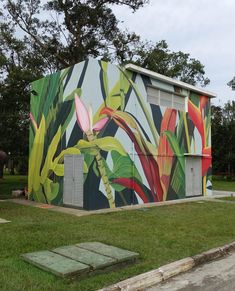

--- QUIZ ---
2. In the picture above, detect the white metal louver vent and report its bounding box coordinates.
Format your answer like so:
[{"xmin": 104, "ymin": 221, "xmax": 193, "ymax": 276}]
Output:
[{"xmin": 147, "ymin": 86, "xmax": 186, "ymax": 111}]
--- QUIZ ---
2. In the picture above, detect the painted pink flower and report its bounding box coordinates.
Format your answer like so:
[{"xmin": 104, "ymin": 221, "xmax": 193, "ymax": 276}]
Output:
[{"xmin": 75, "ymin": 94, "xmax": 108, "ymax": 133}]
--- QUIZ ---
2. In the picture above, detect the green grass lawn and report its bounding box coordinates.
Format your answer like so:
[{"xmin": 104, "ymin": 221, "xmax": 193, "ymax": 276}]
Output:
[
  {"xmin": 212, "ymin": 179, "xmax": 235, "ymax": 192},
  {"xmin": 216, "ymin": 196, "xmax": 235, "ymax": 201},
  {"xmin": 0, "ymin": 174, "xmax": 27, "ymax": 199},
  {"xmin": 0, "ymin": 174, "xmax": 234, "ymax": 201},
  {"xmin": 1, "ymin": 201, "xmax": 235, "ymax": 291}
]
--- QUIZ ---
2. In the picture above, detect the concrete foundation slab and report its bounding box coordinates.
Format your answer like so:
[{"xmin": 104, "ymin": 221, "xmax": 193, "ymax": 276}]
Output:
[
  {"xmin": 21, "ymin": 243, "xmax": 139, "ymax": 279},
  {"xmin": 77, "ymin": 242, "xmax": 139, "ymax": 262},
  {"xmin": 21, "ymin": 250, "xmax": 90, "ymax": 278},
  {"xmin": 53, "ymin": 245, "xmax": 116, "ymax": 269}
]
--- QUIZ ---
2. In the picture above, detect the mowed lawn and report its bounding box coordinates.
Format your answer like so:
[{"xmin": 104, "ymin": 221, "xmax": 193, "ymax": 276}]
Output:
[
  {"xmin": 0, "ymin": 175, "xmax": 27, "ymax": 199},
  {"xmin": 1, "ymin": 201, "xmax": 235, "ymax": 291},
  {"xmin": 0, "ymin": 175, "xmax": 234, "ymax": 201},
  {"xmin": 212, "ymin": 179, "xmax": 235, "ymax": 192},
  {"xmin": 216, "ymin": 196, "xmax": 235, "ymax": 201}
]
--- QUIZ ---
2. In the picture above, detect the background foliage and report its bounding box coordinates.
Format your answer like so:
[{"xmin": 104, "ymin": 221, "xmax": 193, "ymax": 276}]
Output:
[
  {"xmin": 1, "ymin": 0, "xmax": 230, "ymax": 179},
  {"xmin": 211, "ymin": 101, "xmax": 235, "ymax": 177}
]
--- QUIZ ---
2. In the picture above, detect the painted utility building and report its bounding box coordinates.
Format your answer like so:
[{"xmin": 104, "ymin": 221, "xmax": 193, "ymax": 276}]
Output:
[{"xmin": 29, "ymin": 59, "xmax": 215, "ymax": 210}]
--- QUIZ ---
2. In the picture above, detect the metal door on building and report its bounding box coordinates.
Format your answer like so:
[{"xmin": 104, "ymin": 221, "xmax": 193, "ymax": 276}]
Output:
[
  {"xmin": 63, "ymin": 154, "xmax": 84, "ymax": 208},
  {"xmin": 185, "ymin": 156, "xmax": 202, "ymax": 197}
]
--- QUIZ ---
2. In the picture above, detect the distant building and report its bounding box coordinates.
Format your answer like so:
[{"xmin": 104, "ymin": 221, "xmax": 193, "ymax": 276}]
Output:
[{"xmin": 228, "ymin": 77, "xmax": 235, "ymax": 90}]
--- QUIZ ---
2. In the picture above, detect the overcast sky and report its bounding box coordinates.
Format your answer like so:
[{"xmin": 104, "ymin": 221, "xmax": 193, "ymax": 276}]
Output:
[{"xmin": 114, "ymin": 0, "xmax": 235, "ymax": 105}]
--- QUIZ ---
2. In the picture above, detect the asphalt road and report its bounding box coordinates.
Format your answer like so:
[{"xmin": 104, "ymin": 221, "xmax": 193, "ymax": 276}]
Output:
[{"xmin": 147, "ymin": 251, "xmax": 235, "ymax": 291}]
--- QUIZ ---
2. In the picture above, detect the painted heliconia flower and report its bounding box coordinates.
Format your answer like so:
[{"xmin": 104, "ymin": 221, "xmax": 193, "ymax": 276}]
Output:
[
  {"xmin": 75, "ymin": 94, "xmax": 108, "ymax": 133},
  {"xmin": 188, "ymin": 96, "xmax": 212, "ymax": 176},
  {"xmin": 100, "ymin": 106, "xmax": 164, "ymax": 202},
  {"xmin": 157, "ymin": 108, "xmax": 177, "ymax": 199}
]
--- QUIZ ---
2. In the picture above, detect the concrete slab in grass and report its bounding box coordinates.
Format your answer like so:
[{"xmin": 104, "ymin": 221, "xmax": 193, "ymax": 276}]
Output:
[
  {"xmin": 0, "ymin": 218, "xmax": 11, "ymax": 224},
  {"xmin": 53, "ymin": 245, "xmax": 116, "ymax": 270},
  {"xmin": 77, "ymin": 242, "xmax": 139, "ymax": 263},
  {"xmin": 21, "ymin": 250, "xmax": 90, "ymax": 278}
]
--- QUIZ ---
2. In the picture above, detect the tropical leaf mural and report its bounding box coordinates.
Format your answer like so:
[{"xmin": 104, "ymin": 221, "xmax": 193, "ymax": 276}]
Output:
[
  {"xmin": 29, "ymin": 67, "xmax": 83, "ymax": 203},
  {"xmin": 29, "ymin": 59, "xmax": 212, "ymax": 209}
]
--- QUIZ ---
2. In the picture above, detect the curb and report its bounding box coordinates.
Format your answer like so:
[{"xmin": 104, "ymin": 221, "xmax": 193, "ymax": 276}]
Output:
[{"xmin": 99, "ymin": 240, "xmax": 235, "ymax": 291}]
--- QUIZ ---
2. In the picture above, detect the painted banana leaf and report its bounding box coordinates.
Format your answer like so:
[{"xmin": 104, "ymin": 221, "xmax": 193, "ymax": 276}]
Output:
[
  {"xmin": 93, "ymin": 61, "xmax": 133, "ymax": 124},
  {"xmin": 101, "ymin": 107, "xmax": 163, "ymax": 202},
  {"xmin": 29, "ymin": 68, "xmax": 84, "ymax": 203},
  {"xmin": 163, "ymin": 130, "xmax": 185, "ymax": 198}
]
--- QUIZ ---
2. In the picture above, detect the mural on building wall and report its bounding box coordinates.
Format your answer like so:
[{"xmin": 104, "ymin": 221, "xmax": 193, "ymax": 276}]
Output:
[{"xmin": 29, "ymin": 59, "xmax": 212, "ymax": 210}]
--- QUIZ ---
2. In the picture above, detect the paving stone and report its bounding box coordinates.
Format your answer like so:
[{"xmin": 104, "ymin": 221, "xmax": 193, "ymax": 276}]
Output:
[
  {"xmin": 53, "ymin": 245, "xmax": 116, "ymax": 270},
  {"xmin": 21, "ymin": 250, "xmax": 90, "ymax": 278},
  {"xmin": 77, "ymin": 242, "xmax": 139, "ymax": 263},
  {"xmin": 0, "ymin": 218, "xmax": 11, "ymax": 224}
]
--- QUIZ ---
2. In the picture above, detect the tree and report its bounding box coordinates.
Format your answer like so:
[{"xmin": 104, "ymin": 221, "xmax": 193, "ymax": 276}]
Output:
[
  {"xmin": 131, "ymin": 40, "xmax": 210, "ymax": 87},
  {"xmin": 0, "ymin": 151, "xmax": 8, "ymax": 178},
  {"xmin": 222, "ymin": 101, "xmax": 235, "ymax": 175},
  {"xmin": 2, "ymin": 0, "xmax": 148, "ymax": 70},
  {"xmin": 0, "ymin": 20, "xmax": 45, "ymax": 173},
  {"xmin": 227, "ymin": 76, "xmax": 235, "ymax": 90},
  {"xmin": 0, "ymin": 0, "xmax": 148, "ymax": 172},
  {"xmin": 0, "ymin": 0, "xmax": 210, "ymax": 174},
  {"xmin": 211, "ymin": 101, "xmax": 235, "ymax": 176}
]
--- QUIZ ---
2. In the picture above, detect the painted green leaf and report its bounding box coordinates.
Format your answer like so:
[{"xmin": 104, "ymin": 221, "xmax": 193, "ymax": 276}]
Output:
[
  {"xmin": 100, "ymin": 61, "xmax": 109, "ymax": 98},
  {"xmin": 64, "ymin": 88, "xmax": 82, "ymax": 101},
  {"xmin": 43, "ymin": 178, "xmax": 60, "ymax": 203},
  {"xmin": 43, "ymin": 178, "xmax": 53, "ymax": 199},
  {"xmin": 83, "ymin": 153, "xmax": 95, "ymax": 181},
  {"xmin": 118, "ymin": 66, "xmax": 159, "ymax": 146},
  {"xmin": 53, "ymin": 156, "xmax": 88, "ymax": 176},
  {"xmin": 144, "ymin": 140, "xmax": 157, "ymax": 157},
  {"xmin": 163, "ymin": 130, "xmax": 184, "ymax": 170},
  {"xmin": 78, "ymin": 137, "xmax": 127, "ymax": 156},
  {"xmin": 171, "ymin": 160, "xmax": 185, "ymax": 198},
  {"xmin": 77, "ymin": 140, "xmax": 99, "ymax": 155},
  {"xmin": 41, "ymin": 126, "xmax": 61, "ymax": 184},
  {"xmin": 33, "ymin": 185, "xmax": 47, "ymax": 203},
  {"xmin": 28, "ymin": 115, "xmax": 46, "ymax": 193},
  {"xmin": 163, "ymin": 129, "xmax": 186, "ymax": 198},
  {"xmin": 93, "ymin": 66, "xmax": 132, "ymax": 123},
  {"xmin": 92, "ymin": 161, "xmax": 100, "ymax": 177},
  {"xmin": 54, "ymin": 164, "xmax": 64, "ymax": 176},
  {"xmin": 94, "ymin": 137, "xmax": 127, "ymax": 156},
  {"xmin": 53, "ymin": 147, "xmax": 81, "ymax": 165},
  {"xmin": 111, "ymin": 151, "xmax": 142, "ymax": 180},
  {"xmin": 109, "ymin": 151, "xmax": 142, "ymax": 191},
  {"xmin": 43, "ymin": 72, "xmax": 61, "ymax": 119}
]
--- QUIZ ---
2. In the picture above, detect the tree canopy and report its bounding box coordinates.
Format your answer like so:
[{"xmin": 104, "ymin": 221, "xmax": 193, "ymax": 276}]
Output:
[
  {"xmin": 132, "ymin": 40, "xmax": 210, "ymax": 86},
  {"xmin": 211, "ymin": 101, "xmax": 235, "ymax": 176},
  {"xmin": 0, "ymin": 0, "xmax": 212, "ymax": 174}
]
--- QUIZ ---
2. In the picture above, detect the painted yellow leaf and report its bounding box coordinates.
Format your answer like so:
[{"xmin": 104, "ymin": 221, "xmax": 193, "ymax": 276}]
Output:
[
  {"xmin": 54, "ymin": 164, "xmax": 64, "ymax": 176},
  {"xmin": 53, "ymin": 147, "xmax": 81, "ymax": 165},
  {"xmin": 41, "ymin": 126, "xmax": 61, "ymax": 184},
  {"xmin": 28, "ymin": 115, "xmax": 46, "ymax": 193},
  {"xmin": 93, "ymin": 137, "xmax": 127, "ymax": 156},
  {"xmin": 43, "ymin": 178, "xmax": 60, "ymax": 203}
]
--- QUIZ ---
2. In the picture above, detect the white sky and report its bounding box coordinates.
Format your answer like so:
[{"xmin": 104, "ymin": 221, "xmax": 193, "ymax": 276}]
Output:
[{"xmin": 113, "ymin": 0, "xmax": 235, "ymax": 105}]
